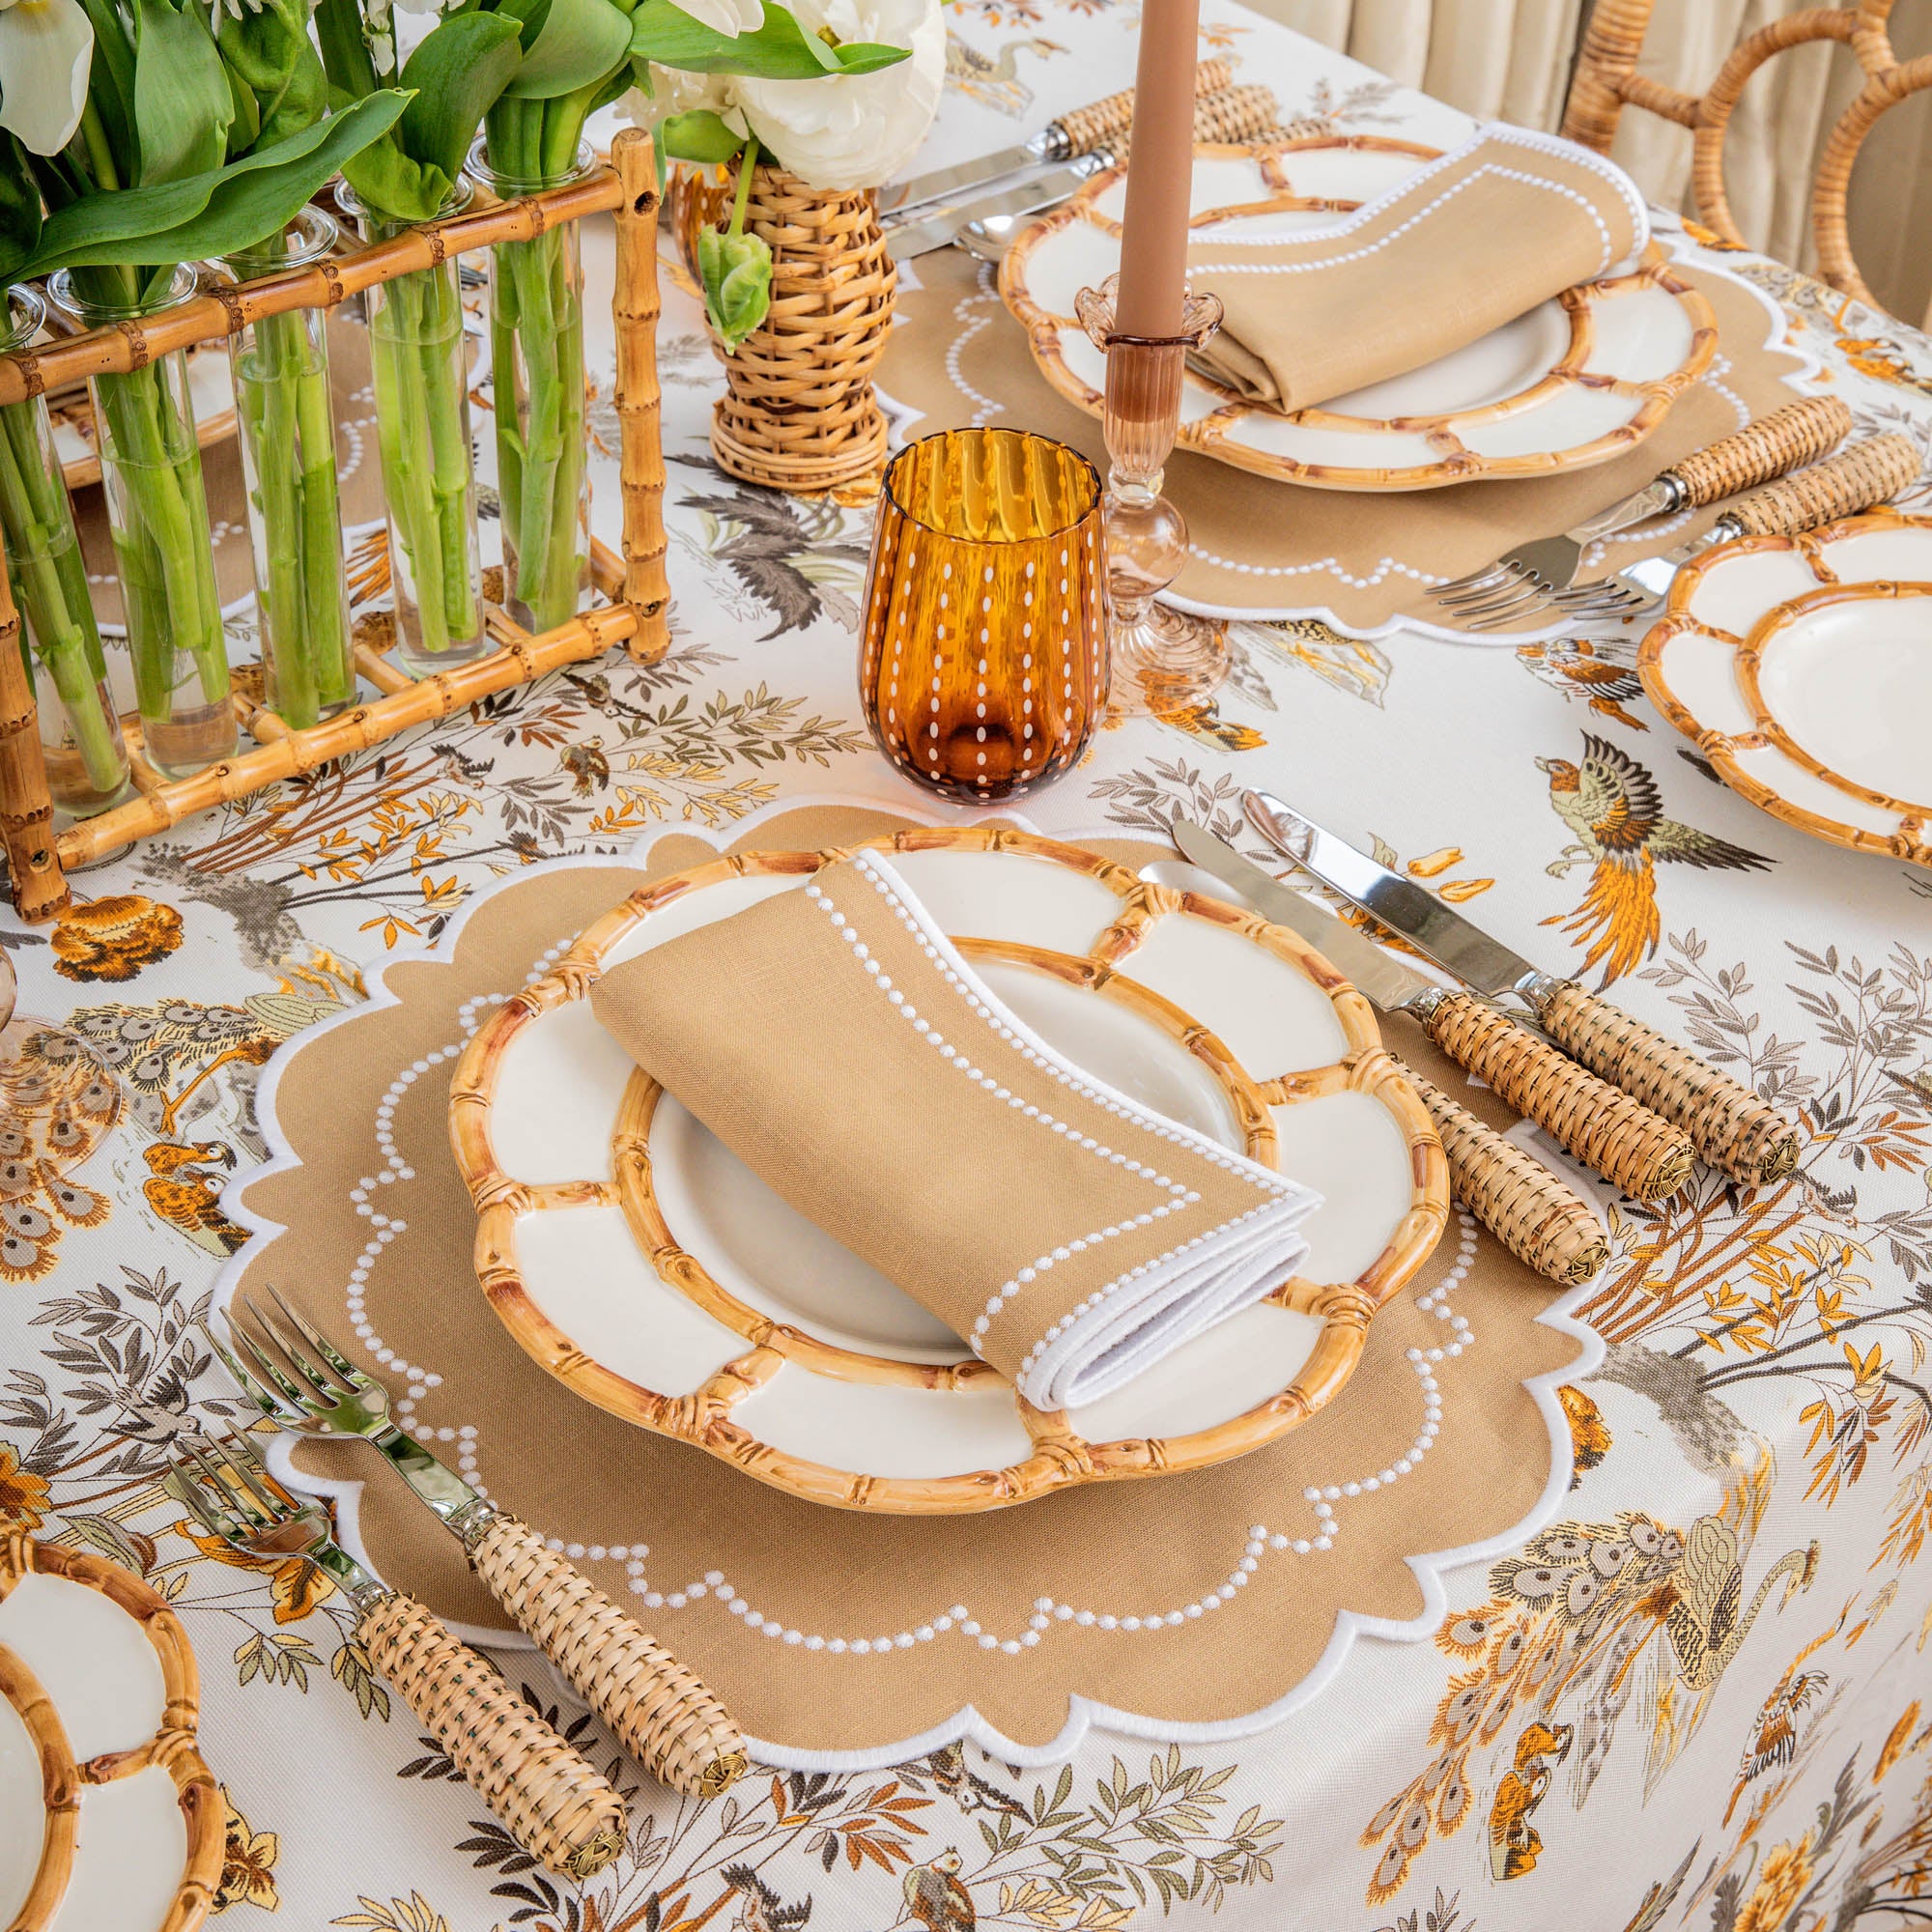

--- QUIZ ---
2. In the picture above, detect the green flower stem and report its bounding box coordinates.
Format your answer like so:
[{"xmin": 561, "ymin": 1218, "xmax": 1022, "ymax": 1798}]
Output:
[
  {"xmin": 483, "ymin": 99, "xmax": 589, "ymax": 633},
  {"xmin": 0, "ymin": 403, "xmax": 125, "ymax": 796},
  {"xmin": 93, "ymin": 357, "xmax": 231, "ymax": 715},
  {"xmin": 229, "ymin": 229, "xmax": 354, "ymax": 728},
  {"xmin": 370, "ymin": 257, "xmax": 481, "ymax": 654},
  {"xmin": 70, "ymin": 268, "xmax": 230, "ymax": 728}
]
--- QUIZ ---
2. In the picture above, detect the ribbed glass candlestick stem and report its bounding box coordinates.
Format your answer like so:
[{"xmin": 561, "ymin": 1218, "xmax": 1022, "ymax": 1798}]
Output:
[{"xmin": 1075, "ymin": 275, "xmax": 1227, "ymax": 718}]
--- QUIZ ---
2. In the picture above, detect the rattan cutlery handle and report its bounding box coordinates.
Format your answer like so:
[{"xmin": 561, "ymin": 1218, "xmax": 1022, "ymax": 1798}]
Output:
[
  {"xmin": 356, "ymin": 1592, "xmax": 627, "ymax": 1879},
  {"xmin": 1191, "ymin": 85, "xmax": 1282, "ymax": 148},
  {"xmin": 1663, "ymin": 396, "xmax": 1852, "ymax": 508},
  {"xmin": 1053, "ymin": 59, "xmax": 1234, "ymax": 156},
  {"xmin": 469, "ymin": 1516, "xmax": 748, "ymax": 1799},
  {"xmin": 1722, "ymin": 433, "xmax": 1919, "ymax": 537},
  {"xmin": 1423, "ymin": 992, "xmax": 1693, "ymax": 1201},
  {"xmin": 1535, "ymin": 981, "xmax": 1800, "ymax": 1186},
  {"xmin": 1399, "ymin": 1065, "xmax": 1608, "ymax": 1285}
]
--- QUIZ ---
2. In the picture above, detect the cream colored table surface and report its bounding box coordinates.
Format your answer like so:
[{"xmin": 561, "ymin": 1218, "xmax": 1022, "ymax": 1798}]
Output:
[{"xmin": 7, "ymin": 8, "xmax": 1932, "ymax": 1928}]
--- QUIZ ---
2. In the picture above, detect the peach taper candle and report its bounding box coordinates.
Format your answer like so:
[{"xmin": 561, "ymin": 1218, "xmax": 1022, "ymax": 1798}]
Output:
[{"xmin": 1112, "ymin": 0, "xmax": 1203, "ymax": 338}]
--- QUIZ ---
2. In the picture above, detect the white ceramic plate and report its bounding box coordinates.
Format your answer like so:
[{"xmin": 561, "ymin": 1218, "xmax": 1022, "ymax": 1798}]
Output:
[
  {"xmin": 452, "ymin": 829, "xmax": 1447, "ymax": 1514},
  {"xmin": 998, "ymin": 139, "xmax": 1716, "ymax": 492},
  {"xmin": 0, "ymin": 1535, "xmax": 220, "ymax": 1932},
  {"xmin": 1639, "ymin": 511, "xmax": 1932, "ymax": 867}
]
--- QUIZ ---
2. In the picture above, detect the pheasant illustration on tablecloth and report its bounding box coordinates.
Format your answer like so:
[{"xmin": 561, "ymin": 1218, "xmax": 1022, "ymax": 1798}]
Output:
[
  {"xmin": 1516, "ymin": 638, "xmax": 1649, "ymax": 732},
  {"xmin": 903, "ymin": 1848, "xmax": 976, "ymax": 1930},
  {"xmin": 1537, "ymin": 734, "xmax": 1772, "ymax": 985}
]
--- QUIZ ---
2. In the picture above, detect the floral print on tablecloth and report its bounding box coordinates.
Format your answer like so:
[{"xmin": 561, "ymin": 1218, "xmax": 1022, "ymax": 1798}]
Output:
[{"xmin": 5, "ymin": 8, "xmax": 1932, "ymax": 1926}]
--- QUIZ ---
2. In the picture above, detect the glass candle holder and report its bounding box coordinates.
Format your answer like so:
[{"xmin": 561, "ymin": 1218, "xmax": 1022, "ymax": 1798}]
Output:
[
  {"xmin": 337, "ymin": 181, "xmax": 488, "ymax": 676},
  {"xmin": 472, "ymin": 136, "xmax": 593, "ymax": 635},
  {"xmin": 860, "ymin": 429, "xmax": 1105, "ymax": 803},
  {"xmin": 1074, "ymin": 274, "xmax": 1228, "ymax": 718},
  {"xmin": 223, "ymin": 209, "xmax": 356, "ymax": 729},
  {"xmin": 0, "ymin": 288, "xmax": 130, "ymax": 819},
  {"xmin": 46, "ymin": 266, "xmax": 237, "ymax": 780}
]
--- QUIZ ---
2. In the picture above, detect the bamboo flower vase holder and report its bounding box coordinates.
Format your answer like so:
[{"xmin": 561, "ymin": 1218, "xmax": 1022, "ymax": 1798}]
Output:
[{"xmin": 0, "ymin": 128, "xmax": 669, "ymax": 923}]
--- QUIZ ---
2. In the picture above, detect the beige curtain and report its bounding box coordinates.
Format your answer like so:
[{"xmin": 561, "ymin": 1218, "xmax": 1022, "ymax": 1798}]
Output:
[{"xmin": 1243, "ymin": 0, "xmax": 1932, "ymax": 323}]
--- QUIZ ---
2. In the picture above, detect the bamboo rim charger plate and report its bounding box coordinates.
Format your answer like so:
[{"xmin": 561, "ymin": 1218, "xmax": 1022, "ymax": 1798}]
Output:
[
  {"xmin": 1639, "ymin": 511, "xmax": 1932, "ymax": 867},
  {"xmin": 452, "ymin": 828, "xmax": 1448, "ymax": 1515},
  {"xmin": 0, "ymin": 1530, "xmax": 222, "ymax": 1932},
  {"xmin": 999, "ymin": 137, "xmax": 1717, "ymax": 492}
]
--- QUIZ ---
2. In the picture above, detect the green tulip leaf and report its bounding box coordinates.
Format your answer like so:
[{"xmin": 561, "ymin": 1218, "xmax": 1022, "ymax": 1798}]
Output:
[
  {"xmin": 697, "ymin": 222, "xmax": 770, "ymax": 351},
  {"xmin": 392, "ymin": 11, "xmax": 526, "ymax": 184},
  {"xmin": 0, "ymin": 134, "xmax": 43, "ymax": 277},
  {"xmin": 258, "ymin": 40, "xmax": 328, "ymax": 147},
  {"xmin": 338, "ymin": 142, "xmax": 455, "ymax": 226},
  {"xmin": 824, "ymin": 38, "xmax": 920, "ymax": 72},
  {"xmin": 132, "ymin": 0, "xmax": 236, "ymax": 186},
  {"xmin": 659, "ymin": 108, "xmax": 744, "ymax": 163},
  {"xmin": 503, "ymin": 0, "xmax": 632, "ymax": 97},
  {"xmin": 629, "ymin": 0, "xmax": 908, "ymax": 77},
  {"xmin": 74, "ymin": 0, "xmax": 139, "ymax": 174},
  {"xmin": 18, "ymin": 87, "xmax": 410, "ymax": 274},
  {"xmin": 214, "ymin": 0, "xmax": 322, "ymax": 154}
]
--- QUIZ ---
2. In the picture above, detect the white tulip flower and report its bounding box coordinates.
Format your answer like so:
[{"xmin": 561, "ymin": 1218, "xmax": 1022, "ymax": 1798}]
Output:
[
  {"xmin": 0, "ymin": 0, "xmax": 95, "ymax": 158},
  {"xmin": 664, "ymin": 0, "xmax": 764, "ymax": 38},
  {"xmin": 735, "ymin": 0, "xmax": 942, "ymax": 191}
]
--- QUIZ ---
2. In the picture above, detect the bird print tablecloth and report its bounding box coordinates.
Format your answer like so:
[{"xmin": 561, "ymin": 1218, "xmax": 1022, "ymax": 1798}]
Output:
[{"xmin": 6, "ymin": 9, "xmax": 1932, "ymax": 1930}]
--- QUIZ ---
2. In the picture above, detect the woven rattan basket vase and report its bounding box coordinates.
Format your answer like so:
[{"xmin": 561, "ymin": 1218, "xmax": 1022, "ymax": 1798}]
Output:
[{"xmin": 683, "ymin": 161, "xmax": 895, "ymax": 495}]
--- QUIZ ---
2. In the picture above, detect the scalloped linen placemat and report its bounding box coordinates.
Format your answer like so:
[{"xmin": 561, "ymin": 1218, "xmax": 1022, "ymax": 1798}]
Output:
[
  {"xmin": 879, "ymin": 247, "xmax": 1812, "ymax": 635},
  {"xmin": 232, "ymin": 806, "xmax": 1590, "ymax": 1765}
]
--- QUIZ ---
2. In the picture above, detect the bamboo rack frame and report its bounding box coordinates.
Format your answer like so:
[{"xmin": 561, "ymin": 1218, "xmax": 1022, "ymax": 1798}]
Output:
[{"xmin": 0, "ymin": 128, "xmax": 668, "ymax": 922}]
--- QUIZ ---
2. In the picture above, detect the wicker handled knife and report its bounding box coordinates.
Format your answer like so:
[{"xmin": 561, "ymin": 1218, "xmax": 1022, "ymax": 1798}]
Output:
[
  {"xmin": 879, "ymin": 60, "xmax": 1236, "ymax": 217},
  {"xmin": 1244, "ymin": 791, "xmax": 1801, "ymax": 1186},
  {"xmin": 1175, "ymin": 819, "xmax": 1620, "ymax": 1279}
]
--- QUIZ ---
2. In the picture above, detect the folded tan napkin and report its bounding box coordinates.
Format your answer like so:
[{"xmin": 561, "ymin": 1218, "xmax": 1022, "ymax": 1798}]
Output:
[
  {"xmin": 588, "ymin": 851, "xmax": 1321, "ymax": 1409},
  {"xmin": 1185, "ymin": 125, "xmax": 1648, "ymax": 412}
]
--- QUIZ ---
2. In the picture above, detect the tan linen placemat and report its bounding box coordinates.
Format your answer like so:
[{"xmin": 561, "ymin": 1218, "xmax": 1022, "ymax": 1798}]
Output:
[
  {"xmin": 235, "ymin": 806, "xmax": 1589, "ymax": 1759},
  {"xmin": 881, "ymin": 247, "xmax": 1816, "ymax": 634},
  {"xmin": 1189, "ymin": 128, "xmax": 1643, "ymax": 411},
  {"xmin": 589, "ymin": 849, "xmax": 1319, "ymax": 1406}
]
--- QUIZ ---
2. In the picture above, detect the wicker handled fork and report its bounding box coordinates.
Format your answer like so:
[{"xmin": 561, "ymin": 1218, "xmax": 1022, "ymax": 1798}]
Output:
[
  {"xmin": 165, "ymin": 1433, "xmax": 628, "ymax": 1878},
  {"xmin": 213, "ymin": 1289, "xmax": 747, "ymax": 1800}
]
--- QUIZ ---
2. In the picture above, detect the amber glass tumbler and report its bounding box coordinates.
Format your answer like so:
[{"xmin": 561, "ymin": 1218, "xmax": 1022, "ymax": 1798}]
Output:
[{"xmin": 861, "ymin": 429, "xmax": 1106, "ymax": 803}]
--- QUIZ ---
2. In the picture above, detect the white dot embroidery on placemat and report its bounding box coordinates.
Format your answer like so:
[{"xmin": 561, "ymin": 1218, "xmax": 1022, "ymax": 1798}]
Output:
[
  {"xmin": 609, "ymin": 1207, "xmax": 1480, "ymax": 1653},
  {"xmin": 337, "ymin": 901, "xmax": 1485, "ymax": 1664}
]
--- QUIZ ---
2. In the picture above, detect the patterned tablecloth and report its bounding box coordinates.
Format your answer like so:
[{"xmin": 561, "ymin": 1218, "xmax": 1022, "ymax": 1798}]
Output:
[{"xmin": 7, "ymin": 8, "xmax": 1932, "ymax": 1929}]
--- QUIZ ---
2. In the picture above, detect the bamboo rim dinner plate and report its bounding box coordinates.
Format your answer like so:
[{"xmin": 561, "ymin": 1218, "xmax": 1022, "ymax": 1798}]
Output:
[
  {"xmin": 999, "ymin": 137, "xmax": 1717, "ymax": 492},
  {"xmin": 451, "ymin": 828, "xmax": 1448, "ymax": 1515},
  {"xmin": 0, "ymin": 1531, "xmax": 222, "ymax": 1932},
  {"xmin": 1639, "ymin": 511, "xmax": 1932, "ymax": 867}
]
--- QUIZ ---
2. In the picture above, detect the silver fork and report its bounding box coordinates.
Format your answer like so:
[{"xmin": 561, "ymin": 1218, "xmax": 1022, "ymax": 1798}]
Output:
[
  {"xmin": 214, "ymin": 1288, "xmax": 746, "ymax": 1799},
  {"xmin": 165, "ymin": 1432, "xmax": 627, "ymax": 1878},
  {"xmin": 1428, "ymin": 397, "xmax": 1856, "ymax": 624}
]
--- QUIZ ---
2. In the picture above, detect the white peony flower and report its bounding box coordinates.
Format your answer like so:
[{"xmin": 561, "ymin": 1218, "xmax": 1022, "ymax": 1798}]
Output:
[
  {"xmin": 734, "ymin": 0, "xmax": 941, "ymax": 190},
  {"xmin": 664, "ymin": 0, "xmax": 763, "ymax": 37},
  {"xmin": 0, "ymin": 0, "xmax": 94, "ymax": 157}
]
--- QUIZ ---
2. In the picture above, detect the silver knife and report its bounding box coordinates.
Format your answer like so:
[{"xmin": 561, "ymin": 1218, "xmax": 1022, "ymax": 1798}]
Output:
[
  {"xmin": 1170, "ymin": 820, "xmax": 1608, "ymax": 1283},
  {"xmin": 877, "ymin": 60, "xmax": 1233, "ymax": 218},
  {"xmin": 1243, "ymin": 791, "xmax": 1801, "ymax": 1187},
  {"xmin": 884, "ymin": 156, "xmax": 1107, "ymax": 261}
]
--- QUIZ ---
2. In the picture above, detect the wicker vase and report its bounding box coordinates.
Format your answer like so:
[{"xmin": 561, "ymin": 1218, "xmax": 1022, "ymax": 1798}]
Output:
[{"xmin": 678, "ymin": 161, "xmax": 895, "ymax": 495}]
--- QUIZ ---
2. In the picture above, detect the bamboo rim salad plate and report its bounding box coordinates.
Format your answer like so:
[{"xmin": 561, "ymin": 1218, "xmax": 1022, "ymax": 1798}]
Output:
[
  {"xmin": 451, "ymin": 828, "xmax": 1449, "ymax": 1515},
  {"xmin": 0, "ymin": 1530, "xmax": 223, "ymax": 1932},
  {"xmin": 1638, "ymin": 510, "xmax": 1932, "ymax": 867},
  {"xmin": 999, "ymin": 137, "xmax": 1716, "ymax": 493}
]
